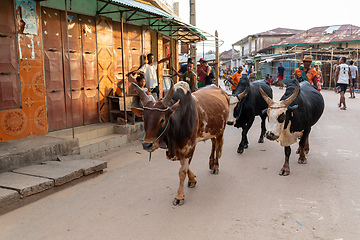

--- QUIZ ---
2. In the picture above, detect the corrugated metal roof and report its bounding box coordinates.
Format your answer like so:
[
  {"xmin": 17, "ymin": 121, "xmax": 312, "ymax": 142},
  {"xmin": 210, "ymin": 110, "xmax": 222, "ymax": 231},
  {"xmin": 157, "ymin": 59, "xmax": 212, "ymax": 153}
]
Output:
[
  {"xmin": 100, "ymin": 0, "xmax": 222, "ymax": 45},
  {"xmin": 110, "ymin": 0, "xmax": 173, "ymax": 19},
  {"xmin": 274, "ymin": 25, "xmax": 360, "ymax": 47},
  {"xmin": 233, "ymin": 28, "xmax": 302, "ymax": 46}
]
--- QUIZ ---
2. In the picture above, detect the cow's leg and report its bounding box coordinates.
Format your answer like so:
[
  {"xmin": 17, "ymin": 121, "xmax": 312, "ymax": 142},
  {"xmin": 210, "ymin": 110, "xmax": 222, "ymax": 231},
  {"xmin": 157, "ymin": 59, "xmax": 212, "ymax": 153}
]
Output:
[
  {"xmin": 173, "ymin": 158, "xmax": 189, "ymax": 206},
  {"xmin": 304, "ymin": 136, "xmax": 310, "ymax": 154},
  {"xmin": 210, "ymin": 133, "xmax": 224, "ymax": 175},
  {"xmin": 258, "ymin": 114, "xmax": 267, "ymax": 143},
  {"xmin": 209, "ymin": 138, "xmax": 216, "ymax": 171},
  {"xmin": 187, "ymin": 151, "xmax": 197, "ymax": 188},
  {"xmin": 298, "ymin": 128, "xmax": 310, "ymax": 164},
  {"xmin": 237, "ymin": 117, "xmax": 254, "ymax": 154},
  {"xmin": 280, "ymin": 146, "xmax": 291, "ymax": 176},
  {"xmin": 187, "ymin": 168, "xmax": 197, "ymax": 188}
]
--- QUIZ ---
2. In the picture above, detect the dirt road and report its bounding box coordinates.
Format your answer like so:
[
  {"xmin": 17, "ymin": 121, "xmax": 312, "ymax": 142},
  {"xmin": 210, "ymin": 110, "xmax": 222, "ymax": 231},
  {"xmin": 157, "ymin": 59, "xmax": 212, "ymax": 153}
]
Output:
[{"xmin": 0, "ymin": 87, "xmax": 359, "ymax": 240}]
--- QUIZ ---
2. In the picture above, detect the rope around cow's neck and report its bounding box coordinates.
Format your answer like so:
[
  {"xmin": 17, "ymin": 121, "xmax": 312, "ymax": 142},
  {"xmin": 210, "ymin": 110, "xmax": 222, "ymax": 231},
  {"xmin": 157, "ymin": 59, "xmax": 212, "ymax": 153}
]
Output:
[
  {"xmin": 229, "ymin": 94, "xmax": 246, "ymax": 122},
  {"xmin": 140, "ymin": 117, "xmax": 171, "ymax": 161},
  {"xmin": 236, "ymin": 101, "xmax": 244, "ymax": 121}
]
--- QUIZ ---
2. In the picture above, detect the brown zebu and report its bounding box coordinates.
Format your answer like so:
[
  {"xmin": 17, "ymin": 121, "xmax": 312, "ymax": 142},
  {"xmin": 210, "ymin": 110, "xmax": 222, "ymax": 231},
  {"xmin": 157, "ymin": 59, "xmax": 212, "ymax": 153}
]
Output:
[{"xmin": 131, "ymin": 81, "xmax": 229, "ymax": 205}]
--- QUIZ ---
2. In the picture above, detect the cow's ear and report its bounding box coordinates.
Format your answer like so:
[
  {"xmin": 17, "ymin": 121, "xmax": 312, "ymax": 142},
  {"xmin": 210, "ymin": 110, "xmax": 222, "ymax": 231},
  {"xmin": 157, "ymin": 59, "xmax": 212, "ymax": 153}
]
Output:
[
  {"xmin": 169, "ymin": 100, "xmax": 180, "ymax": 114},
  {"xmin": 287, "ymin": 105, "xmax": 298, "ymax": 112},
  {"xmin": 131, "ymin": 107, "xmax": 144, "ymax": 117}
]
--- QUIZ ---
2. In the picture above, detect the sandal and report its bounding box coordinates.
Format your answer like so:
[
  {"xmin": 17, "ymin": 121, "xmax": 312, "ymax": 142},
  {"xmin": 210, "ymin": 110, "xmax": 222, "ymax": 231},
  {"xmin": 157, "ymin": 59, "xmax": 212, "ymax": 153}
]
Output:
[{"xmin": 340, "ymin": 107, "xmax": 347, "ymax": 110}]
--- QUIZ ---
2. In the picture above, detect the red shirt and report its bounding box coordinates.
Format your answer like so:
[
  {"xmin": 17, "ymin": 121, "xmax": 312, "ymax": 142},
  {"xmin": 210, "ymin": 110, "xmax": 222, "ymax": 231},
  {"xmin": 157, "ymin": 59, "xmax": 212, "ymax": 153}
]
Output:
[{"xmin": 197, "ymin": 66, "xmax": 207, "ymax": 84}]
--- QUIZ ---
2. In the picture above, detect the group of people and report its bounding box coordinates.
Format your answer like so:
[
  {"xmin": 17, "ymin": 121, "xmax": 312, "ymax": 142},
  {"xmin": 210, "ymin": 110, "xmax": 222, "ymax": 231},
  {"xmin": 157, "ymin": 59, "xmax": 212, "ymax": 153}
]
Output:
[
  {"xmin": 172, "ymin": 57, "xmax": 215, "ymax": 92},
  {"xmin": 125, "ymin": 52, "xmax": 358, "ymax": 111},
  {"xmin": 334, "ymin": 57, "xmax": 358, "ymax": 110},
  {"xmin": 294, "ymin": 55, "xmax": 358, "ymax": 110},
  {"xmin": 124, "ymin": 54, "xmax": 216, "ymax": 106}
]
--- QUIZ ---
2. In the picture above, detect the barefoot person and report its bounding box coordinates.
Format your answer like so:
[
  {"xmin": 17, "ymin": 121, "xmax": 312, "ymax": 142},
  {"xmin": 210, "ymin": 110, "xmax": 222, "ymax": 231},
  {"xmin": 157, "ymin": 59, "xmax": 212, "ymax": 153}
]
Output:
[
  {"xmin": 335, "ymin": 57, "xmax": 352, "ymax": 110},
  {"xmin": 349, "ymin": 60, "xmax": 358, "ymax": 98}
]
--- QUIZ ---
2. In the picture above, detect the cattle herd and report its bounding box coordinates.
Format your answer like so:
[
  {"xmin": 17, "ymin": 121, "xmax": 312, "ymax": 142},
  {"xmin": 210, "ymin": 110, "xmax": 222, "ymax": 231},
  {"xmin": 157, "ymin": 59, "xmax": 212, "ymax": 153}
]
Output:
[{"xmin": 131, "ymin": 76, "xmax": 324, "ymax": 206}]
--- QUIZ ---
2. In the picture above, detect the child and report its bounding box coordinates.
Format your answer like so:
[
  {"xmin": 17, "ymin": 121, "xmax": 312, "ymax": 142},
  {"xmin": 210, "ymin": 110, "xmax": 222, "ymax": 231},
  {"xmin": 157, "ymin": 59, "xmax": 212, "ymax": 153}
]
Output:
[
  {"xmin": 315, "ymin": 63, "xmax": 323, "ymax": 91},
  {"xmin": 136, "ymin": 75, "xmax": 155, "ymax": 105}
]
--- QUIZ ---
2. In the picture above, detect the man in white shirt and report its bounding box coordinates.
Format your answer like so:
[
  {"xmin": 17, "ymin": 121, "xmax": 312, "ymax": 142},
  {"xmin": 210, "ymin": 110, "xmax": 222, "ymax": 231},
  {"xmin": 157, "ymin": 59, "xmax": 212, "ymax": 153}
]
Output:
[
  {"xmin": 349, "ymin": 60, "xmax": 358, "ymax": 98},
  {"xmin": 136, "ymin": 53, "xmax": 172, "ymax": 99},
  {"xmin": 335, "ymin": 57, "xmax": 352, "ymax": 110}
]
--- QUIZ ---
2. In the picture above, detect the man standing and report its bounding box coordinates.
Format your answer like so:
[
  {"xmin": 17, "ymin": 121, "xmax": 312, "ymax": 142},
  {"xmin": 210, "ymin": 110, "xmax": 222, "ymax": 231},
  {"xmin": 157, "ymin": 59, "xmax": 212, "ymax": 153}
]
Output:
[
  {"xmin": 227, "ymin": 66, "xmax": 243, "ymax": 94},
  {"xmin": 137, "ymin": 53, "xmax": 172, "ymax": 99},
  {"xmin": 197, "ymin": 58, "xmax": 207, "ymax": 88},
  {"xmin": 295, "ymin": 55, "xmax": 318, "ymax": 89},
  {"xmin": 277, "ymin": 62, "xmax": 285, "ymax": 89},
  {"xmin": 335, "ymin": 57, "xmax": 352, "ymax": 110},
  {"xmin": 179, "ymin": 58, "xmax": 193, "ymax": 81},
  {"xmin": 172, "ymin": 62, "xmax": 197, "ymax": 92},
  {"xmin": 349, "ymin": 60, "xmax": 358, "ymax": 98}
]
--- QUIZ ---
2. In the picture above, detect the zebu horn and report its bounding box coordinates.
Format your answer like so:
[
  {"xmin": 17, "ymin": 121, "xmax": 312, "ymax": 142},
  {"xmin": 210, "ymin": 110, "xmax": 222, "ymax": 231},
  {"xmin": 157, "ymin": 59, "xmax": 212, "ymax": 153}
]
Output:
[
  {"xmin": 162, "ymin": 79, "xmax": 174, "ymax": 106},
  {"xmin": 259, "ymin": 85, "xmax": 274, "ymax": 106},
  {"xmin": 237, "ymin": 87, "xmax": 248, "ymax": 100},
  {"xmin": 132, "ymin": 82, "xmax": 151, "ymax": 106},
  {"xmin": 281, "ymin": 83, "xmax": 300, "ymax": 107}
]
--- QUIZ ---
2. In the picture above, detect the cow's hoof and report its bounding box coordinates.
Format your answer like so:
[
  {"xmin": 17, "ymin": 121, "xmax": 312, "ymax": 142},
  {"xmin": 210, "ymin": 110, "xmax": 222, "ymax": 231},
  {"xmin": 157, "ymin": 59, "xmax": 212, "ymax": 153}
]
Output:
[
  {"xmin": 237, "ymin": 147, "xmax": 244, "ymax": 154},
  {"xmin": 188, "ymin": 181, "xmax": 197, "ymax": 188},
  {"xmin": 279, "ymin": 168, "xmax": 290, "ymax": 176},
  {"xmin": 173, "ymin": 198, "xmax": 184, "ymax": 206},
  {"xmin": 298, "ymin": 158, "xmax": 307, "ymax": 164},
  {"xmin": 305, "ymin": 149, "xmax": 309, "ymax": 154},
  {"xmin": 258, "ymin": 138, "xmax": 264, "ymax": 143},
  {"xmin": 244, "ymin": 144, "xmax": 249, "ymax": 149},
  {"xmin": 211, "ymin": 169, "xmax": 219, "ymax": 175}
]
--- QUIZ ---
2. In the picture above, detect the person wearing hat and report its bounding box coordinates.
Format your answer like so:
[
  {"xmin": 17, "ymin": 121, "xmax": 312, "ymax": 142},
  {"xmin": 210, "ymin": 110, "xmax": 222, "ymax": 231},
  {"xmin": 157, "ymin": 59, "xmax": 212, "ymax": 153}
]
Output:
[
  {"xmin": 295, "ymin": 55, "xmax": 318, "ymax": 89},
  {"xmin": 197, "ymin": 58, "xmax": 207, "ymax": 88}
]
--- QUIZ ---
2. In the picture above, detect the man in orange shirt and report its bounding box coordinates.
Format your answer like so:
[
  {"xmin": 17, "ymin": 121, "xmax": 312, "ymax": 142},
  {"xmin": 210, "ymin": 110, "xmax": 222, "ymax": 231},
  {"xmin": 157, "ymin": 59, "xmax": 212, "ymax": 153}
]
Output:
[
  {"xmin": 227, "ymin": 66, "xmax": 243, "ymax": 94},
  {"xmin": 295, "ymin": 55, "xmax": 318, "ymax": 89}
]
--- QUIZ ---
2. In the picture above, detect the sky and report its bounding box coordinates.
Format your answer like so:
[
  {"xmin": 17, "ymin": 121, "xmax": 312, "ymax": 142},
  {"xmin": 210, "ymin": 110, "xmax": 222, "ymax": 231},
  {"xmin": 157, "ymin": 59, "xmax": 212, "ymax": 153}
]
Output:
[{"xmin": 173, "ymin": 0, "xmax": 360, "ymax": 53}]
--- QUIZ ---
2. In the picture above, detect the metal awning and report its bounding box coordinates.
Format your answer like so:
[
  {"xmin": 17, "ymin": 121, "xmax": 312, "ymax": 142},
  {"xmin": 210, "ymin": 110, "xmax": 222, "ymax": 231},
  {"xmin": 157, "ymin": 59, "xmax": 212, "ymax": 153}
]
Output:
[{"xmin": 97, "ymin": 0, "xmax": 223, "ymax": 45}]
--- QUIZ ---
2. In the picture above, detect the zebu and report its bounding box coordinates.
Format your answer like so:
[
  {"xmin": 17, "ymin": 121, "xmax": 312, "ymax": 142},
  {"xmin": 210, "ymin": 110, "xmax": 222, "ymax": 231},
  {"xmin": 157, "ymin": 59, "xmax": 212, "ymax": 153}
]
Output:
[{"xmin": 131, "ymin": 81, "xmax": 229, "ymax": 205}]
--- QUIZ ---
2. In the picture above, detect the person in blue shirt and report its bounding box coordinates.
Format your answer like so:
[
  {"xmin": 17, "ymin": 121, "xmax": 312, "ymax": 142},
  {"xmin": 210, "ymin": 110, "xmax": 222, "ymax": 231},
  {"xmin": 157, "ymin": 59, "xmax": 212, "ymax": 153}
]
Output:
[{"xmin": 277, "ymin": 62, "xmax": 285, "ymax": 89}]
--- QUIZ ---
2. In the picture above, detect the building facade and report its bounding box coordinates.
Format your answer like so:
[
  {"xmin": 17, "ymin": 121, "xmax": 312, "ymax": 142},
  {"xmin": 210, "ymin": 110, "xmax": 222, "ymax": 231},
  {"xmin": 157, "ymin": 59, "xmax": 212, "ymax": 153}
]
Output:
[
  {"xmin": 0, "ymin": 0, "xmax": 206, "ymax": 142},
  {"xmin": 230, "ymin": 28, "xmax": 302, "ymax": 70}
]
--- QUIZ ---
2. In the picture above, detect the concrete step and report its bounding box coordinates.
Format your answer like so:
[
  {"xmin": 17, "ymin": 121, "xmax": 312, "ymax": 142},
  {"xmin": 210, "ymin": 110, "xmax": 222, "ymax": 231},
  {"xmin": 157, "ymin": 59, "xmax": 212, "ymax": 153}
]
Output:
[
  {"xmin": 0, "ymin": 135, "xmax": 79, "ymax": 173},
  {"xmin": 0, "ymin": 157, "xmax": 107, "ymax": 212},
  {"xmin": 79, "ymin": 134, "xmax": 127, "ymax": 156},
  {"xmin": 47, "ymin": 123, "xmax": 115, "ymax": 143}
]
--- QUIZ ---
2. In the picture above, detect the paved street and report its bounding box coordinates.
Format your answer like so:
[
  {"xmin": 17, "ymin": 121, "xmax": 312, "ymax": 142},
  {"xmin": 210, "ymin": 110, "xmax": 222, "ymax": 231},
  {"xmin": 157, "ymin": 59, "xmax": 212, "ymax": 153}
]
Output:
[{"xmin": 0, "ymin": 86, "xmax": 359, "ymax": 240}]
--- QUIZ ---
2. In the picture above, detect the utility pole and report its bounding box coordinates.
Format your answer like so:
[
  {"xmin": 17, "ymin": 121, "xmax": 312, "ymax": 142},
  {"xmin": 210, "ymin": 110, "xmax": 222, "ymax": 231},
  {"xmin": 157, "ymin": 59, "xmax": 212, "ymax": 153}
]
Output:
[
  {"xmin": 215, "ymin": 30, "xmax": 219, "ymax": 86},
  {"xmin": 189, "ymin": 0, "xmax": 197, "ymax": 64}
]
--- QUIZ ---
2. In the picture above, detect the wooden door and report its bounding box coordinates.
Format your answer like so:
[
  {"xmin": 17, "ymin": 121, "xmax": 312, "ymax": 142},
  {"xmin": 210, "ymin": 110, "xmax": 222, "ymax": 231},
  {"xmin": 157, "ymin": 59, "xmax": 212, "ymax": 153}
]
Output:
[
  {"xmin": 79, "ymin": 14, "xmax": 99, "ymax": 125},
  {"xmin": 42, "ymin": 7, "xmax": 66, "ymax": 131},
  {"xmin": 61, "ymin": 12, "xmax": 84, "ymax": 127},
  {"xmin": 0, "ymin": 0, "xmax": 20, "ymax": 110}
]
